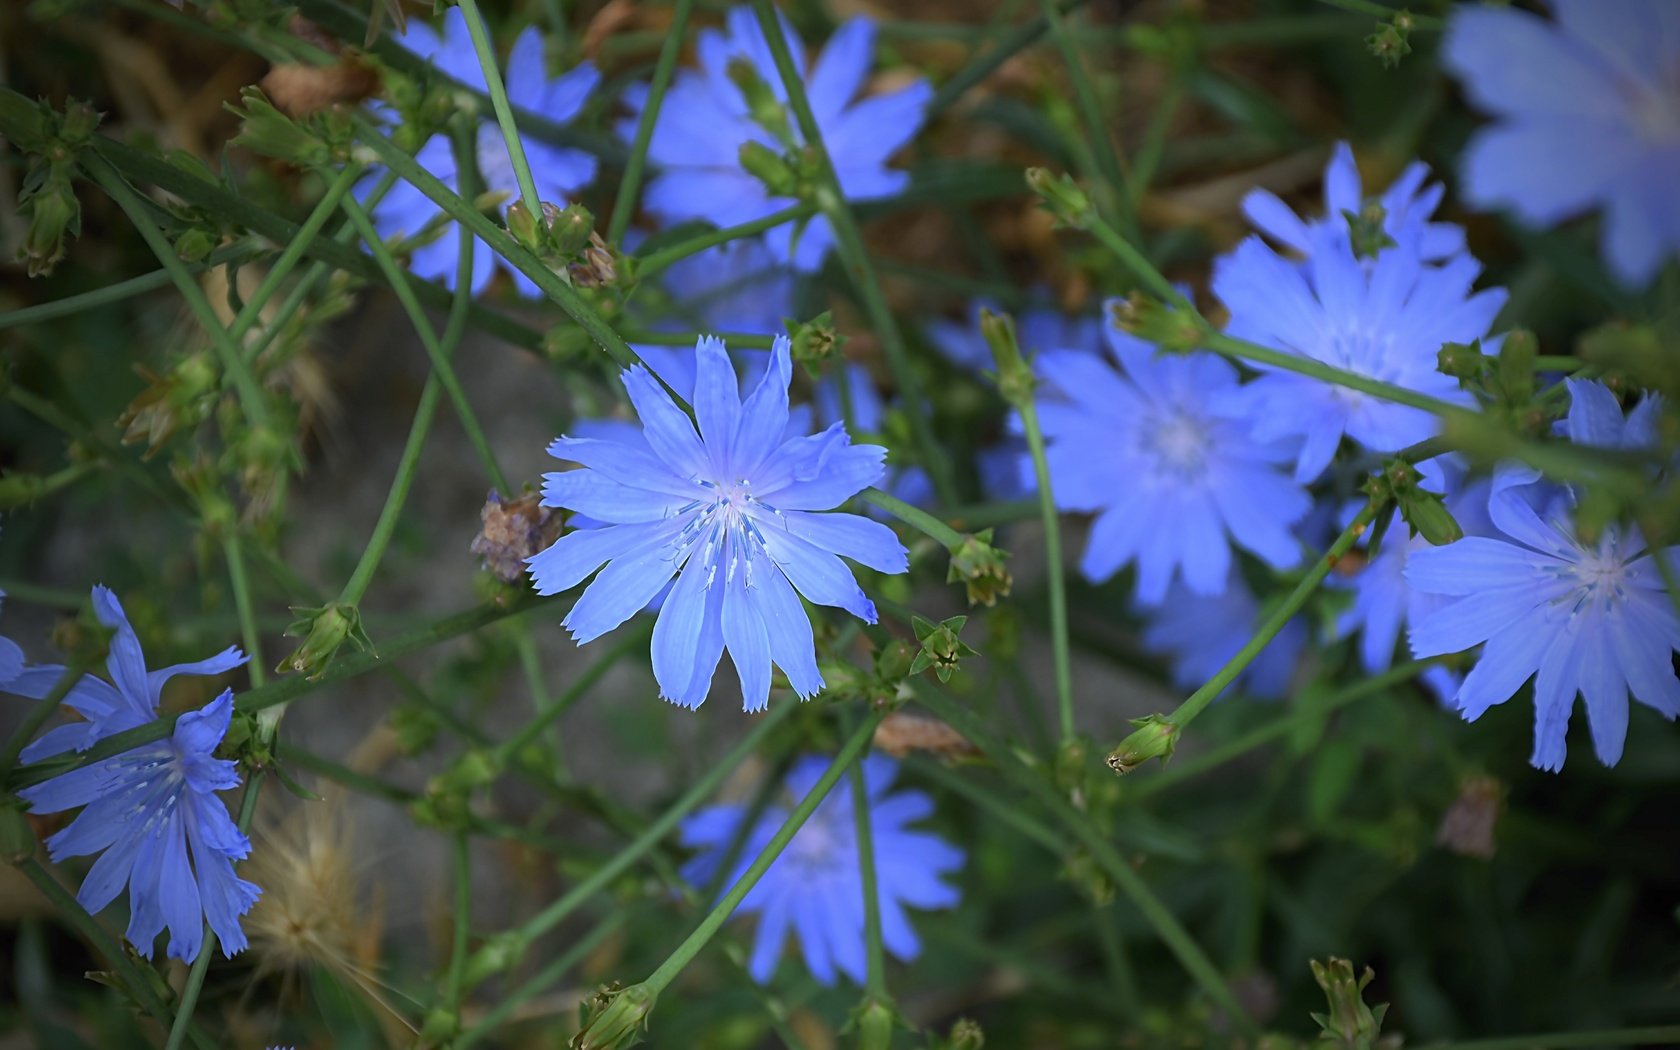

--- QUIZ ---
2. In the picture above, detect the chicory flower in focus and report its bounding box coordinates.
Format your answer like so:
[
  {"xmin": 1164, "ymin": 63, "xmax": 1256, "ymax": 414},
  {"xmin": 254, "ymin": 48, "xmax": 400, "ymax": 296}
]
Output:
[
  {"xmin": 527, "ymin": 336, "xmax": 908, "ymax": 711},
  {"xmin": 679, "ymin": 754, "xmax": 963, "ymax": 984}
]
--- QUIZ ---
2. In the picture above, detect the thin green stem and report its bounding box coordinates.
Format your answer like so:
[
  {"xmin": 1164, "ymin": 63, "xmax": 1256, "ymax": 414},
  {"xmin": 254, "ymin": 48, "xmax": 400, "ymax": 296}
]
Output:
[
  {"xmin": 747, "ymin": 0, "xmax": 956, "ymax": 505},
  {"xmin": 493, "ymin": 626, "xmax": 650, "ymax": 764},
  {"xmin": 641, "ymin": 711, "xmax": 885, "ymax": 996},
  {"xmin": 463, "ymin": 698, "xmax": 799, "ymax": 989},
  {"xmin": 1017, "ymin": 395, "xmax": 1075, "ymax": 741},
  {"xmin": 927, "ymin": 1, "xmax": 1092, "ymax": 118},
  {"xmin": 352, "ymin": 117, "xmax": 649, "ymax": 374},
  {"xmin": 223, "ymin": 164, "xmax": 363, "ymax": 347},
  {"xmin": 0, "ymin": 659, "xmax": 93, "ymax": 777},
  {"xmin": 1040, "ymin": 0, "xmax": 1133, "ymax": 239},
  {"xmin": 455, "ymin": 0, "xmax": 542, "ymax": 219},
  {"xmin": 619, "ymin": 328, "xmax": 778, "ymax": 349},
  {"xmin": 1157, "ymin": 498, "xmax": 1384, "ymax": 734},
  {"xmin": 9, "ymin": 594, "xmax": 562, "ymax": 788},
  {"xmin": 1313, "ymin": 0, "xmax": 1443, "ymax": 30},
  {"xmin": 454, "ymin": 910, "xmax": 630, "ymax": 1048},
  {"xmin": 20, "ymin": 858, "xmax": 212, "ymax": 1047},
  {"xmin": 1126, "ymin": 660, "xmax": 1438, "ymax": 801},
  {"xmin": 164, "ymin": 772, "xmax": 265, "ymax": 1050},
  {"xmin": 911, "ymin": 682, "xmax": 1258, "ymax": 1035},
  {"xmin": 861, "ymin": 488, "xmax": 965, "ymax": 549},
  {"xmin": 608, "ymin": 0, "xmax": 696, "ymax": 244},
  {"xmin": 849, "ymin": 759, "xmax": 888, "ymax": 1003},
  {"xmin": 221, "ymin": 533, "xmax": 266, "ymax": 689},
  {"xmin": 634, "ymin": 203, "xmax": 816, "ymax": 278},
  {"xmin": 445, "ymin": 832, "xmax": 472, "ymax": 1014},
  {"xmin": 0, "ymin": 241, "xmax": 266, "ymax": 331},
  {"xmin": 339, "ymin": 195, "xmax": 509, "ymax": 492},
  {"xmin": 80, "ymin": 153, "xmax": 271, "ymax": 428}
]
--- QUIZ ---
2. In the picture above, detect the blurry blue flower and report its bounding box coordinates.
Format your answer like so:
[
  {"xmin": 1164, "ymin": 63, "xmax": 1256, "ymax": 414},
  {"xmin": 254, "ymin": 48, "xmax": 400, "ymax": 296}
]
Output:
[
  {"xmin": 18, "ymin": 690, "xmax": 261, "ymax": 961},
  {"xmin": 679, "ymin": 754, "xmax": 962, "ymax": 984},
  {"xmin": 1, "ymin": 586, "xmax": 246, "ymax": 763},
  {"xmin": 1332, "ymin": 464, "xmax": 1494, "ymax": 674},
  {"xmin": 1406, "ymin": 381, "xmax": 1679, "ymax": 770},
  {"xmin": 1035, "ymin": 303, "xmax": 1311, "ymax": 603},
  {"xmin": 815, "ymin": 365, "xmax": 934, "ymax": 512},
  {"xmin": 925, "ymin": 294, "xmax": 1102, "ymax": 373},
  {"xmin": 1242, "ymin": 142, "xmax": 1466, "ymax": 262},
  {"xmin": 1443, "ymin": 1, "xmax": 1680, "ymax": 287},
  {"xmin": 624, "ymin": 10, "xmax": 930, "ymax": 272},
  {"xmin": 528, "ymin": 336, "xmax": 908, "ymax": 710},
  {"xmin": 633, "ymin": 238, "xmax": 794, "ymax": 387},
  {"xmin": 0, "ymin": 590, "xmax": 22, "ymax": 685},
  {"xmin": 1213, "ymin": 233, "xmax": 1504, "ymax": 483},
  {"xmin": 1140, "ymin": 572, "xmax": 1307, "ymax": 701},
  {"xmin": 357, "ymin": 8, "xmax": 600, "ymax": 295}
]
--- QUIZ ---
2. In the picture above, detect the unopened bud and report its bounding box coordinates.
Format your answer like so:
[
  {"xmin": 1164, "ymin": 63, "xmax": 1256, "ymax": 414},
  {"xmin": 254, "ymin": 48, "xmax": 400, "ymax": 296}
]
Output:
[
  {"xmin": 0, "ymin": 472, "xmax": 46, "ymax": 510},
  {"xmin": 909, "ymin": 614, "xmax": 978, "ymax": 684},
  {"xmin": 854, "ymin": 997, "xmax": 896, "ymax": 1050},
  {"xmin": 946, "ymin": 529, "xmax": 1012, "ymax": 606},
  {"xmin": 1105, "ymin": 713, "xmax": 1179, "ymax": 775},
  {"xmin": 1495, "ymin": 328, "xmax": 1538, "ymax": 404},
  {"xmin": 544, "ymin": 201, "xmax": 595, "ymax": 256},
  {"xmin": 785, "ymin": 311, "xmax": 839, "ymax": 370},
  {"xmin": 19, "ymin": 174, "xmax": 79, "ymax": 278},
  {"xmin": 507, "ymin": 199, "xmax": 542, "ymax": 251},
  {"xmin": 278, "ymin": 602, "xmax": 372, "ymax": 679},
  {"xmin": 980, "ymin": 309, "xmax": 1034, "ymax": 407},
  {"xmin": 1025, "ymin": 168, "xmax": 1093, "ymax": 229},
  {"xmin": 727, "ymin": 57, "xmax": 792, "ymax": 141},
  {"xmin": 1309, "ymin": 957, "xmax": 1390, "ymax": 1046},
  {"xmin": 572, "ymin": 982, "xmax": 656, "ymax": 1050},
  {"xmin": 227, "ymin": 86, "xmax": 330, "ymax": 166},
  {"xmin": 947, "ymin": 1018, "xmax": 985, "ymax": 1050},
  {"xmin": 1342, "ymin": 201, "xmax": 1397, "ymax": 258},
  {"xmin": 1436, "ymin": 339, "xmax": 1488, "ymax": 383},
  {"xmin": 738, "ymin": 140, "xmax": 801, "ymax": 197},
  {"xmin": 1365, "ymin": 20, "xmax": 1413, "ymax": 69},
  {"xmin": 1110, "ymin": 293, "xmax": 1204, "ymax": 354}
]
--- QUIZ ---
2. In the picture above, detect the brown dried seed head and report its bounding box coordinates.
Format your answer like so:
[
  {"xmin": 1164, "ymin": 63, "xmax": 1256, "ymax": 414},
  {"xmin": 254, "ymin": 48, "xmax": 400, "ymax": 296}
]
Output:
[
  {"xmin": 471, "ymin": 490, "xmax": 564, "ymax": 584},
  {"xmin": 873, "ymin": 712, "xmax": 977, "ymax": 759}
]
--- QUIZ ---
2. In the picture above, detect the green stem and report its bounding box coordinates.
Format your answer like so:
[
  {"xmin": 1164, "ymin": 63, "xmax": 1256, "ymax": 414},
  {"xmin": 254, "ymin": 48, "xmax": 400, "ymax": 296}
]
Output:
[
  {"xmin": 455, "ymin": 0, "xmax": 542, "ymax": 219},
  {"xmin": 163, "ymin": 772, "xmax": 265, "ymax": 1050},
  {"xmin": 453, "ymin": 910, "xmax": 630, "ymax": 1048},
  {"xmin": 464, "ymin": 698, "xmax": 799, "ymax": 989},
  {"xmin": 20, "ymin": 859, "xmax": 212, "ymax": 1047},
  {"xmin": 633, "ymin": 203, "xmax": 816, "ymax": 278},
  {"xmin": 339, "ymin": 195, "xmax": 509, "ymax": 492},
  {"xmin": 619, "ymin": 328, "xmax": 778, "ymax": 349},
  {"xmin": 1159, "ymin": 498, "xmax": 1383, "ymax": 734},
  {"xmin": 1313, "ymin": 0, "xmax": 1442, "ymax": 30},
  {"xmin": 849, "ymin": 758, "xmax": 888, "ymax": 1003},
  {"xmin": 0, "ymin": 659, "xmax": 94, "ymax": 779},
  {"xmin": 927, "ymin": 0, "xmax": 1092, "ymax": 118},
  {"xmin": 0, "ymin": 241, "xmax": 266, "ymax": 331},
  {"xmin": 607, "ymin": 0, "xmax": 696, "ymax": 244},
  {"xmin": 641, "ymin": 711, "xmax": 885, "ymax": 996},
  {"xmin": 221, "ymin": 532, "xmax": 266, "ymax": 689},
  {"xmin": 1040, "ymin": 0, "xmax": 1134, "ymax": 239},
  {"xmin": 1126, "ymin": 660, "xmax": 1438, "ymax": 801},
  {"xmin": 1017, "ymin": 394, "xmax": 1075, "ymax": 741},
  {"xmin": 1652, "ymin": 545, "xmax": 1680, "ymax": 621},
  {"xmin": 746, "ymin": 0, "xmax": 956, "ymax": 506},
  {"xmin": 492, "ymin": 626, "xmax": 650, "ymax": 765},
  {"xmin": 861, "ymin": 488, "xmax": 965, "ymax": 549},
  {"xmin": 225, "ymin": 164, "xmax": 363, "ymax": 350},
  {"xmin": 81, "ymin": 154, "xmax": 271, "ymax": 428},
  {"xmin": 445, "ymin": 832, "xmax": 472, "ymax": 1014},
  {"xmin": 911, "ymin": 682, "xmax": 1258, "ymax": 1035},
  {"xmin": 352, "ymin": 116, "xmax": 649, "ymax": 374},
  {"xmin": 9, "ymin": 594, "xmax": 562, "ymax": 788}
]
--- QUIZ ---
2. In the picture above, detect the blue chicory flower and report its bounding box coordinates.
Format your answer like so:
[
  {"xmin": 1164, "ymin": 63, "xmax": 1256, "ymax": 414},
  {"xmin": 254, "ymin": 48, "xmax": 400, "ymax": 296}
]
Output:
[
  {"xmin": 357, "ymin": 8, "xmax": 599, "ymax": 295},
  {"xmin": 1212, "ymin": 227, "xmax": 1505, "ymax": 484},
  {"xmin": 1406, "ymin": 380, "xmax": 1679, "ymax": 770},
  {"xmin": 527, "ymin": 336, "xmax": 909, "ymax": 710},
  {"xmin": 1139, "ymin": 572, "xmax": 1308, "ymax": 701},
  {"xmin": 814, "ymin": 365, "xmax": 935, "ymax": 512},
  {"xmin": 1034, "ymin": 301, "xmax": 1311, "ymax": 603},
  {"xmin": 1442, "ymin": 0, "xmax": 1680, "ymax": 287},
  {"xmin": 1, "ymin": 586, "xmax": 247, "ymax": 762},
  {"xmin": 679, "ymin": 754, "xmax": 963, "ymax": 985},
  {"xmin": 18, "ymin": 690, "xmax": 260, "ymax": 961},
  {"xmin": 1241, "ymin": 141, "xmax": 1467, "ymax": 262},
  {"xmin": 623, "ymin": 9, "xmax": 931, "ymax": 272}
]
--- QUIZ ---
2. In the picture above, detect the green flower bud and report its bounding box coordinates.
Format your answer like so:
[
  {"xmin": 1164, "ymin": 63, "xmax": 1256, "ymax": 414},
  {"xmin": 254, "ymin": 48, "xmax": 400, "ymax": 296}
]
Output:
[
  {"xmin": 278, "ymin": 602, "xmax": 372, "ymax": 679},
  {"xmin": 418, "ymin": 1006, "xmax": 459, "ymax": 1046},
  {"xmin": 463, "ymin": 930, "xmax": 528, "ymax": 988},
  {"xmin": 1495, "ymin": 328, "xmax": 1538, "ymax": 405},
  {"xmin": 58, "ymin": 98, "xmax": 102, "ymax": 145},
  {"xmin": 726, "ymin": 57, "xmax": 792, "ymax": 142},
  {"xmin": 1110, "ymin": 293, "xmax": 1204, "ymax": 354},
  {"xmin": 1342, "ymin": 201, "xmax": 1397, "ymax": 259},
  {"xmin": 227, "ymin": 86, "xmax": 330, "ymax": 166},
  {"xmin": 19, "ymin": 172, "xmax": 79, "ymax": 278},
  {"xmin": 546, "ymin": 201, "xmax": 596, "ymax": 257},
  {"xmin": 1365, "ymin": 18, "xmax": 1413, "ymax": 69},
  {"xmin": 1309, "ymin": 957, "xmax": 1390, "ymax": 1048},
  {"xmin": 506, "ymin": 199, "xmax": 542, "ymax": 251},
  {"xmin": 1105, "ymin": 713, "xmax": 1180, "ymax": 775},
  {"xmin": 1436, "ymin": 339, "xmax": 1489, "ymax": 384},
  {"xmin": 785, "ymin": 311, "xmax": 840, "ymax": 371},
  {"xmin": 572, "ymin": 982, "xmax": 656, "ymax": 1050},
  {"xmin": 173, "ymin": 226, "xmax": 217, "ymax": 263},
  {"xmin": 853, "ymin": 997, "xmax": 897, "ymax": 1050},
  {"xmin": 738, "ymin": 140, "xmax": 801, "ymax": 198},
  {"xmin": 909, "ymin": 615, "xmax": 978, "ymax": 684},
  {"xmin": 1025, "ymin": 167, "xmax": 1093, "ymax": 230},
  {"xmin": 0, "ymin": 92, "xmax": 52, "ymax": 152},
  {"xmin": 946, "ymin": 529, "xmax": 1012, "ymax": 607},
  {"xmin": 980, "ymin": 308, "xmax": 1035, "ymax": 407},
  {"xmin": 945, "ymin": 1018, "xmax": 986, "ymax": 1050}
]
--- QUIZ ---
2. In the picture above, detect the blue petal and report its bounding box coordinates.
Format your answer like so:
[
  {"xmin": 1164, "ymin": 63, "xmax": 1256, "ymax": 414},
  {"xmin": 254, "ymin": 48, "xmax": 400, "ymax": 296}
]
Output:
[
  {"xmin": 621, "ymin": 365, "xmax": 709, "ymax": 479},
  {"xmin": 171, "ymin": 691, "xmax": 234, "ymax": 759},
  {"xmin": 158, "ymin": 817, "xmax": 205, "ymax": 961},
  {"xmin": 562, "ymin": 531, "xmax": 685, "ymax": 645},
  {"xmin": 760, "ymin": 530, "xmax": 875, "ymax": 622},
  {"xmin": 1454, "ymin": 612, "xmax": 1563, "ymax": 720},
  {"xmin": 748, "ymin": 884, "xmax": 793, "ymax": 982},
  {"xmin": 722, "ymin": 576, "xmax": 773, "ymax": 712},
  {"xmin": 146, "ymin": 646, "xmax": 247, "ymax": 702},
  {"xmin": 778, "ymin": 511, "xmax": 907, "ymax": 574},
  {"xmin": 757, "ymin": 431, "xmax": 886, "ymax": 510},
  {"xmin": 1404, "ymin": 537, "xmax": 1549, "ymax": 596},
  {"xmin": 546, "ymin": 437, "xmax": 701, "ymax": 498},
  {"xmin": 733, "ymin": 337, "xmax": 794, "ymax": 475},
  {"xmin": 122, "ymin": 826, "xmax": 168, "ymax": 956},
  {"xmin": 755, "ymin": 567, "xmax": 823, "ymax": 699},
  {"xmin": 694, "ymin": 336, "xmax": 742, "ymax": 471},
  {"xmin": 527, "ymin": 523, "xmax": 653, "ymax": 596},
  {"xmin": 806, "ymin": 18, "xmax": 873, "ymax": 119},
  {"xmin": 650, "ymin": 556, "xmax": 717, "ymax": 708},
  {"xmin": 1529, "ymin": 620, "xmax": 1584, "ymax": 771},
  {"xmin": 541, "ymin": 469, "xmax": 693, "ymax": 524},
  {"xmin": 1577, "ymin": 624, "xmax": 1629, "ymax": 766},
  {"xmin": 90, "ymin": 586, "xmax": 151, "ymax": 711}
]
